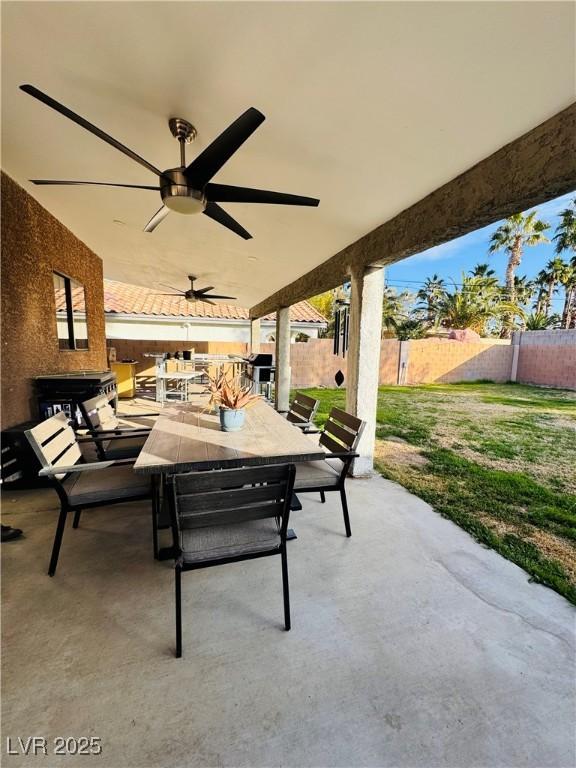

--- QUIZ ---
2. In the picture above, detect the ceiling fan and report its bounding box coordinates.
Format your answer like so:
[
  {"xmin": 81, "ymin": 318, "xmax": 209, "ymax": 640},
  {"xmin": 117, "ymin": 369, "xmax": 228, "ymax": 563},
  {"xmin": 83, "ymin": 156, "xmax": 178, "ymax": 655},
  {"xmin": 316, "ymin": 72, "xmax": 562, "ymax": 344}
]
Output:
[
  {"xmin": 157, "ymin": 275, "xmax": 237, "ymax": 305},
  {"xmin": 19, "ymin": 84, "xmax": 320, "ymax": 239}
]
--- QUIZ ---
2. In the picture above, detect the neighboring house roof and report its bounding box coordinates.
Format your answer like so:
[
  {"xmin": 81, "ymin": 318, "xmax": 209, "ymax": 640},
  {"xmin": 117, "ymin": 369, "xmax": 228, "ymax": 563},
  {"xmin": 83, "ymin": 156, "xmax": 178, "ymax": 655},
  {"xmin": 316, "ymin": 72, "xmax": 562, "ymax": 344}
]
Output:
[{"xmin": 103, "ymin": 279, "xmax": 327, "ymax": 325}]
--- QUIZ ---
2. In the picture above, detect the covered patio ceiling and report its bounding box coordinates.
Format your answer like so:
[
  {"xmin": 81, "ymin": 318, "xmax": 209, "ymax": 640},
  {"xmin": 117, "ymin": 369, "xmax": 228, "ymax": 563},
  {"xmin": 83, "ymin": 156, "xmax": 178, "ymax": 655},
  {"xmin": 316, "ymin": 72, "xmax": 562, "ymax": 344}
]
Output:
[{"xmin": 2, "ymin": 1, "xmax": 574, "ymax": 308}]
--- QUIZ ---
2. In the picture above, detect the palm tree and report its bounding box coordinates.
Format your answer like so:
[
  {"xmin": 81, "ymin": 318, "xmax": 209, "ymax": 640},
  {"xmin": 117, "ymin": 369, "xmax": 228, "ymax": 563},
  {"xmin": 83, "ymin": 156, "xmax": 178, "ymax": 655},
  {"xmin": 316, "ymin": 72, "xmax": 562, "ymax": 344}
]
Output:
[
  {"xmin": 394, "ymin": 318, "xmax": 428, "ymax": 340},
  {"xmin": 533, "ymin": 269, "xmax": 549, "ymax": 315},
  {"xmin": 416, "ymin": 275, "xmax": 446, "ymax": 324},
  {"xmin": 382, "ymin": 287, "xmax": 411, "ymax": 335},
  {"xmin": 513, "ymin": 275, "xmax": 535, "ymax": 306},
  {"xmin": 525, "ymin": 312, "xmax": 558, "ymax": 330},
  {"xmin": 470, "ymin": 263, "xmax": 496, "ymax": 279},
  {"xmin": 540, "ymin": 257, "xmax": 567, "ymax": 316},
  {"xmin": 553, "ymin": 198, "xmax": 576, "ymax": 327},
  {"xmin": 435, "ymin": 274, "xmax": 523, "ymax": 335},
  {"xmin": 553, "ymin": 198, "xmax": 576, "ymax": 255},
  {"xmin": 488, "ymin": 212, "xmax": 550, "ymax": 301},
  {"xmin": 558, "ymin": 260, "xmax": 576, "ymax": 328}
]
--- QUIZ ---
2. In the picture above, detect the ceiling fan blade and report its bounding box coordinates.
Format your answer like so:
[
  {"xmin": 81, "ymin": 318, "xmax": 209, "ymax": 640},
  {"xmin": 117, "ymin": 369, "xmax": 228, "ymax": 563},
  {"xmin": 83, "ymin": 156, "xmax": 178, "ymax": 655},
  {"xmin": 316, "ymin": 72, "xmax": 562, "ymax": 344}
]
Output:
[
  {"xmin": 203, "ymin": 202, "xmax": 252, "ymax": 240},
  {"xmin": 30, "ymin": 180, "xmax": 160, "ymax": 190},
  {"xmin": 194, "ymin": 286, "xmax": 215, "ymax": 295},
  {"xmin": 159, "ymin": 283, "xmax": 186, "ymax": 293},
  {"xmin": 198, "ymin": 297, "xmax": 216, "ymax": 305},
  {"xmin": 201, "ymin": 294, "xmax": 237, "ymax": 300},
  {"xmin": 144, "ymin": 205, "xmax": 170, "ymax": 233},
  {"xmin": 155, "ymin": 293, "xmax": 183, "ymax": 296},
  {"xmin": 185, "ymin": 107, "xmax": 265, "ymax": 187},
  {"xmin": 205, "ymin": 184, "xmax": 319, "ymax": 207},
  {"xmin": 20, "ymin": 84, "xmax": 166, "ymax": 179}
]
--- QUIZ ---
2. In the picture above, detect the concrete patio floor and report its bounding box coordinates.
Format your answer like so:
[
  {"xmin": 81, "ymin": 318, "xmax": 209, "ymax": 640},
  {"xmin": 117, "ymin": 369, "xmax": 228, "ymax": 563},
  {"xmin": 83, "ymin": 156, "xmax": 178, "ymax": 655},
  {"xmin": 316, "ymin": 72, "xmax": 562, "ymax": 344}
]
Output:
[{"xmin": 2, "ymin": 473, "xmax": 574, "ymax": 768}]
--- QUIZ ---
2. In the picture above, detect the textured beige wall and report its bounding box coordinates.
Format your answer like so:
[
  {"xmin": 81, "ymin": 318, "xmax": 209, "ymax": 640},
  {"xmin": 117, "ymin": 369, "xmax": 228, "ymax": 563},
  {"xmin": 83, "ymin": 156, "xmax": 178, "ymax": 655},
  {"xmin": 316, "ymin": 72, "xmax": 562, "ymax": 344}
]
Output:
[{"xmin": 1, "ymin": 173, "xmax": 107, "ymax": 429}]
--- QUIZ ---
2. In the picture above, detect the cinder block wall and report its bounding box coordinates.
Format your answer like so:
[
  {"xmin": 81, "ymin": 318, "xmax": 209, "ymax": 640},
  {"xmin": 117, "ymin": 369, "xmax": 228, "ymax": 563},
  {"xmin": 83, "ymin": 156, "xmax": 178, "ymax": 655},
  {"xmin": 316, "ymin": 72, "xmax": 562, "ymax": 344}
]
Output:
[
  {"xmin": 261, "ymin": 340, "xmax": 351, "ymax": 388},
  {"xmin": 406, "ymin": 339, "xmax": 513, "ymax": 384},
  {"xmin": 380, "ymin": 340, "xmax": 401, "ymax": 384},
  {"xmin": 1, "ymin": 173, "xmax": 107, "ymax": 429},
  {"xmin": 108, "ymin": 330, "xmax": 575, "ymax": 392},
  {"xmin": 516, "ymin": 330, "xmax": 576, "ymax": 389},
  {"xmin": 261, "ymin": 338, "xmax": 511, "ymax": 387}
]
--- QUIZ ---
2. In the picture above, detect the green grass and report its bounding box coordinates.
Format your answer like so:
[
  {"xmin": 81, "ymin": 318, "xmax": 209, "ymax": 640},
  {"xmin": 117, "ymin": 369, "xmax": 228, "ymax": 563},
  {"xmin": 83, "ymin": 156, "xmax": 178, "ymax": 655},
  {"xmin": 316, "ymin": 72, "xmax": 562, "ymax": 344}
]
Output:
[
  {"xmin": 481, "ymin": 395, "xmax": 576, "ymax": 412},
  {"xmin": 299, "ymin": 382, "xmax": 576, "ymax": 604}
]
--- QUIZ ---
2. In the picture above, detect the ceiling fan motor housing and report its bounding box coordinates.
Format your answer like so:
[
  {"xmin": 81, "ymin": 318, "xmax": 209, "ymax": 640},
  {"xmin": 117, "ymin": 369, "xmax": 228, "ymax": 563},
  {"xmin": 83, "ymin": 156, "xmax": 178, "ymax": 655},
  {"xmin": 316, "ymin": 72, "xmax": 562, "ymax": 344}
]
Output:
[{"xmin": 160, "ymin": 168, "xmax": 205, "ymax": 214}]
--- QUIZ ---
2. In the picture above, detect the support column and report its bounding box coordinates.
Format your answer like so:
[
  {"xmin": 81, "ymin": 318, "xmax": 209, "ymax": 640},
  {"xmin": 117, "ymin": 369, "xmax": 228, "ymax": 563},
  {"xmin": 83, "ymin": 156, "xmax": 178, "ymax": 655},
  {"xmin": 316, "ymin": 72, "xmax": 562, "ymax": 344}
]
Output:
[
  {"xmin": 510, "ymin": 330, "xmax": 521, "ymax": 382},
  {"xmin": 346, "ymin": 265, "xmax": 384, "ymax": 476},
  {"xmin": 275, "ymin": 307, "xmax": 291, "ymax": 411},
  {"xmin": 250, "ymin": 318, "xmax": 261, "ymax": 354}
]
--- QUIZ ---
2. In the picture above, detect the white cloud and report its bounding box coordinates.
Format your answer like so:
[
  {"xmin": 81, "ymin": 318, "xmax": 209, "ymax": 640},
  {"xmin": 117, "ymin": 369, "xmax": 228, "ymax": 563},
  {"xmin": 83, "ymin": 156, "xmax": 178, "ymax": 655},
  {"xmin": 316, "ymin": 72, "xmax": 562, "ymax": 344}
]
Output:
[
  {"xmin": 524, "ymin": 191, "xmax": 575, "ymax": 220},
  {"xmin": 404, "ymin": 224, "xmax": 491, "ymax": 264},
  {"xmin": 400, "ymin": 191, "xmax": 575, "ymax": 266}
]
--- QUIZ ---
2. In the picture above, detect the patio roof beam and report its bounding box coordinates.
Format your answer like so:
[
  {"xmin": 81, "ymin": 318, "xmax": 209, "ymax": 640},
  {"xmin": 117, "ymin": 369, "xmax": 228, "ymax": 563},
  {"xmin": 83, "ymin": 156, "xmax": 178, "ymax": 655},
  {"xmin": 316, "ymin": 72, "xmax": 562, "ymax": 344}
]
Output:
[{"xmin": 250, "ymin": 103, "xmax": 576, "ymax": 318}]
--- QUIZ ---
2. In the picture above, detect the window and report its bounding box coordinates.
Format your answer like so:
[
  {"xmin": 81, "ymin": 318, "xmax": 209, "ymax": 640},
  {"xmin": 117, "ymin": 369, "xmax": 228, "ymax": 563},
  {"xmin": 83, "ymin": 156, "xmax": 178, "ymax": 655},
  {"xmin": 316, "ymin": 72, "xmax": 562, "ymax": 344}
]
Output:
[{"xmin": 53, "ymin": 272, "xmax": 89, "ymax": 350}]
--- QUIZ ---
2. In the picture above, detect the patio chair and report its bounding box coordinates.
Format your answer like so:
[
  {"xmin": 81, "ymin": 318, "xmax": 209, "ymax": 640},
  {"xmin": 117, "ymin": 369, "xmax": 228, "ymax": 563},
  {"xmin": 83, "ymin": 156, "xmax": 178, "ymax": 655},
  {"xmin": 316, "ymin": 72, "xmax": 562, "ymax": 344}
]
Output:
[
  {"xmin": 293, "ymin": 407, "xmax": 365, "ymax": 537},
  {"xmin": 279, "ymin": 392, "xmax": 319, "ymax": 432},
  {"xmin": 25, "ymin": 412, "xmax": 152, "ymax": 576},
  {"xmin": 79, "ymin": 394, "xmax": 158, "ymax": 460},
  {"xmin": 168, "ymin": 463, "xmax": 296, "ymax": 658}
]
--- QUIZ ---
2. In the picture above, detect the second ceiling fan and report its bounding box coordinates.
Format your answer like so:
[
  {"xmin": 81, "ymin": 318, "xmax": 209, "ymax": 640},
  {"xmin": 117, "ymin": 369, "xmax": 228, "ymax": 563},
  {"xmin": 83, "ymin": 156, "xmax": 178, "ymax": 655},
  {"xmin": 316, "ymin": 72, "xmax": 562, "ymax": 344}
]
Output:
[
  {"xmin": 20, "ymin": 84, "xmax": 320, "ymax": 239},
  {"xmin": 157, "ymin": 275, "xmax": 236, "ymax": 305}
]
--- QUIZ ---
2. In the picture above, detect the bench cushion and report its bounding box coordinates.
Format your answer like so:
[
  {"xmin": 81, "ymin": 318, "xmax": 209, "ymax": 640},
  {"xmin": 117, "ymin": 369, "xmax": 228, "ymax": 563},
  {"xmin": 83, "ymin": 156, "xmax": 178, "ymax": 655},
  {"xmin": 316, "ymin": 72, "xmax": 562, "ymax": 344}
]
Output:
[
  {"xmin": 294, "ymin": 459, "xmax": 341, "ymax": 489},
  {"xmin": 180, "ymin": 519, "xmax": 280, "ymax": 564},
  {"xmin": 64, "ymin": 464, "xmax": 150, "ymax": 506}
]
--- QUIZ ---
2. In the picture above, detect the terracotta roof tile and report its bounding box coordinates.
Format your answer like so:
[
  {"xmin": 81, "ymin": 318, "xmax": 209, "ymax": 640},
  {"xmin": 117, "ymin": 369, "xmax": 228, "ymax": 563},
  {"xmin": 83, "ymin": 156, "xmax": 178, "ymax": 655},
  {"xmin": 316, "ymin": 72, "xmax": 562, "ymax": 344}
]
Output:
[{"xmin": 103, "ymin": 279, "xmax": 327, "ymax": 324}]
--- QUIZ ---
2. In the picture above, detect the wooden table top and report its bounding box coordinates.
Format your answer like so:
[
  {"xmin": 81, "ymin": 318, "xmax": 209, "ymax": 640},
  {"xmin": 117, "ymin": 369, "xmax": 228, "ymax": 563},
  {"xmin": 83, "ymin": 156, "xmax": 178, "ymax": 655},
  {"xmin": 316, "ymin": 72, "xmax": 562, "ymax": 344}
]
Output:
[{"xmin": 133, "ymin": 398, "xmax": 326, "ymax": 474}]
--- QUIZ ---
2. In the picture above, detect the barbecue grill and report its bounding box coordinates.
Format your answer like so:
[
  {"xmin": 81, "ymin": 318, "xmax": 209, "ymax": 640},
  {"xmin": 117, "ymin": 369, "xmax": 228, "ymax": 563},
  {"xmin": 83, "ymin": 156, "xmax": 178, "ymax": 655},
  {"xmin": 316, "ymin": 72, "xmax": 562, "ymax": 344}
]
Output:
[{"xmin": 245, "ymin": 353, "xmax": 275, "ymax": 397}]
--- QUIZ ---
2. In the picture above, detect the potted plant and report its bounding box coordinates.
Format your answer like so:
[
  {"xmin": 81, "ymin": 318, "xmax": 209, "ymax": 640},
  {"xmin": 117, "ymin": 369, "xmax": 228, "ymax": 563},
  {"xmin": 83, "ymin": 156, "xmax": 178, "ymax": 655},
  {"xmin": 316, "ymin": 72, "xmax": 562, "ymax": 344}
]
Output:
[
  {"xmin": 205, "ymin": 369, "xmax": 260, "ymax": 432},
  {"xmin": 204, "ymin": 366, "xmax": 228, "ymax": 414}
]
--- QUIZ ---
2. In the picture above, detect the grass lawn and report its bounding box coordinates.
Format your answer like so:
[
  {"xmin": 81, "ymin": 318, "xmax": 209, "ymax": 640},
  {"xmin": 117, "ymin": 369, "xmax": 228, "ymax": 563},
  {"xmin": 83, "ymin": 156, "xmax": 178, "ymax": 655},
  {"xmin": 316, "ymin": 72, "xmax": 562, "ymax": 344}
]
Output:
[{"xmin": 300, "ymin": 382, "xmax": 576, "ymax": 605}]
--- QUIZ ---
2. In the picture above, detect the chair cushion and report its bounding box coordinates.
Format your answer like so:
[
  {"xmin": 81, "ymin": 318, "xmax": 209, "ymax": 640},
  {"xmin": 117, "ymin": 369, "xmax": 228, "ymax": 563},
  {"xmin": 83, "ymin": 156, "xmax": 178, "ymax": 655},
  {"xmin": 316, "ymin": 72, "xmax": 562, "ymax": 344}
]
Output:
[
  {"xmin": 294, "ymin": 459, "xmax": 341, "ymax": 490},
  {"xmin": 180, "ymin": 519, "xmax": 280, "ymax": 564},
  {"xmin": 64, "ymin": 464, "xmax": 151, "ymax": 506},
  {"xmin": 101, "ymin": 435, "xmax": 147, "ymax": 460}
]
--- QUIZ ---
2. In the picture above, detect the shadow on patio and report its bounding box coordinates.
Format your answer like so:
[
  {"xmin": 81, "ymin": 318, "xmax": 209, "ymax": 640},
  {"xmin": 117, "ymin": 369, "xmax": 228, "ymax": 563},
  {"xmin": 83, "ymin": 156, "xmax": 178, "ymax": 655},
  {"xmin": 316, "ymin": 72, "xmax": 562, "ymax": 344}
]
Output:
[{"xmin": 2, "ymin": 474, "xmax": 573, "ymax": 767}]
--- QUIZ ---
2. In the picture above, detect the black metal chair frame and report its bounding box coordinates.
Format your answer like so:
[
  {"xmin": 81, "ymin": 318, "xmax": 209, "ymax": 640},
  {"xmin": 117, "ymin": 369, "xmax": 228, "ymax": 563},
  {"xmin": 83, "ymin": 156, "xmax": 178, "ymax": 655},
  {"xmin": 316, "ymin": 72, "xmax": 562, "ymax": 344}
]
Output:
[
  {"xmin": 25, "ymin": 414, "xmax": 151, "ymax": 576},
  {"xmin": 295, "ymin": 407, "xmax": 365, "ymax": 537},
  {"xmin": 167, "ymin": 463, "xmax": 296, "ymax": 658}
]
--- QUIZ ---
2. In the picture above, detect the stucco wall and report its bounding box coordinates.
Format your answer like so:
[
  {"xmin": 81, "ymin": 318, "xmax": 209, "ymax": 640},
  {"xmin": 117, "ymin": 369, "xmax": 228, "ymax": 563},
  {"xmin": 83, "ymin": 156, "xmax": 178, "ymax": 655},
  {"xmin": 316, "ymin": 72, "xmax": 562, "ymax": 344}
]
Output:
[
  {"xmin": 105, "ymin": 316, "xmax": 319, "ymax": 343},
  {"xmin": 1, "ymin": 173, "xmax": 107, "ymax": 429}
]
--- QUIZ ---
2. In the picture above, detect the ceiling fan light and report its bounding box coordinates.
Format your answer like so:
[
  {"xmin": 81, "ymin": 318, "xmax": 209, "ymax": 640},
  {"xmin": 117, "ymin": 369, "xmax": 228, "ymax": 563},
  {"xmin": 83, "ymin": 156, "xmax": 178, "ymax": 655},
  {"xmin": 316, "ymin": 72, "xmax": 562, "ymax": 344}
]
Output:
[{"xmin": 163, "ymin": 194, "xmax": 205, "ymax": 215}]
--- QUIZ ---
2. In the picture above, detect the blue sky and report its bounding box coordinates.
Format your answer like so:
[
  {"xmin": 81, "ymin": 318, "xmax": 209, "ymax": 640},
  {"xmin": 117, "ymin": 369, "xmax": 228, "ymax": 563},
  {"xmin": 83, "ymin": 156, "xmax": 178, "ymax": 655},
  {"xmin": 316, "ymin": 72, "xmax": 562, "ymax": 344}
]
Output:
[{"xmin": 386, "ymin": 190, "xmax": 575, "ymax": 311}]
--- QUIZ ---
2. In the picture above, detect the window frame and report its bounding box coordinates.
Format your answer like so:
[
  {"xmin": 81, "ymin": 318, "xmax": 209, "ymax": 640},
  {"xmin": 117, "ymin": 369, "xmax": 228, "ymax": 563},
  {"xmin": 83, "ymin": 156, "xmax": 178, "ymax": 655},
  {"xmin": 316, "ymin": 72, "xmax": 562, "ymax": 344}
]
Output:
[{"xmin": 53, "ymin": 271, "xmax": 89, "ymax": 351}]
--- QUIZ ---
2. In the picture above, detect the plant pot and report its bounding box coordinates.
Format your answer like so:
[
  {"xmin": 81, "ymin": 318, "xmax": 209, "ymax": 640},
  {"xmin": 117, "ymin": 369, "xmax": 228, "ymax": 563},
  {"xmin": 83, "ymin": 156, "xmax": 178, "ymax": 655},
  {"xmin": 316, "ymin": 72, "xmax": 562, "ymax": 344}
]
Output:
[{"xmin": 219, "ymin": 407, "xmax": 246, "ymax": 432}]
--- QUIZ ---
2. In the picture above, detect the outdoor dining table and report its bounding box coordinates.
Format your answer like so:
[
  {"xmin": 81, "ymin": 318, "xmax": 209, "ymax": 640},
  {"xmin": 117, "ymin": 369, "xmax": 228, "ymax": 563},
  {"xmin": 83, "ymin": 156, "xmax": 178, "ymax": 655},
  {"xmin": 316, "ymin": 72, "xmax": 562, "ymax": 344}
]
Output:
[{"xmin": 133, "ymin": 395, "xmax": 327, "ymax": 558}]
